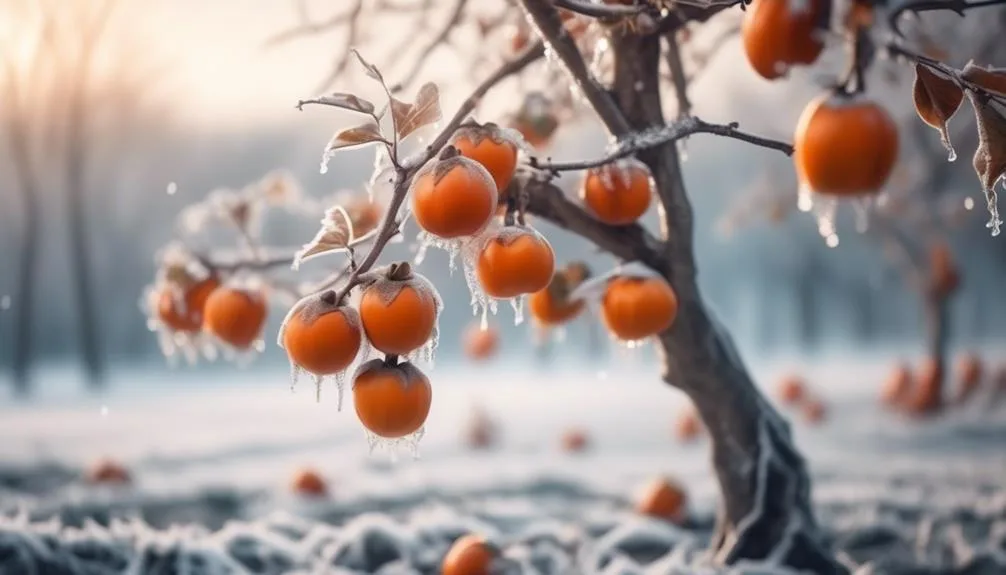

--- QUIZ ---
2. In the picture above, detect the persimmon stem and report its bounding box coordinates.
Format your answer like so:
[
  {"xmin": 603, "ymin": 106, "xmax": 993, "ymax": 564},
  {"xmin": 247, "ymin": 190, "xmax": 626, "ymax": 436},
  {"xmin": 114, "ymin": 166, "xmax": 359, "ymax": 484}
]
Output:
[{"xmin": 384, "ymin": 353, "xmax": 399, "ymax": 367}]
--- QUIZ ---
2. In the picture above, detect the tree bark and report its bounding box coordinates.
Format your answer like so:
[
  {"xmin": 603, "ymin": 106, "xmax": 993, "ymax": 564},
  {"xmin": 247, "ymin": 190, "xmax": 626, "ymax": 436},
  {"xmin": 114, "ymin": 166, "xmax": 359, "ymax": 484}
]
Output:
[{"xmin": 608, "ymin": 29, "xmax": 844, "ymax": 573}]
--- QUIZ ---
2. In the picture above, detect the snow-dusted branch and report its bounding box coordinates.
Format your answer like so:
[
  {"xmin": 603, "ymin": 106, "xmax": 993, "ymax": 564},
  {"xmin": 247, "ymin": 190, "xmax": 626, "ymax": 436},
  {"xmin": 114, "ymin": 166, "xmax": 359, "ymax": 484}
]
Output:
[
  {"xmin": 533, "ymin": 117, "xmax": 793, "ymax": 173},
  {"xmin": 885, "ymin": 42, "xmax": 1006, "ymax": 107},
  {"xmin": 553, "ymin": 0, "xmax": 646, "ymax": 18},
  {"xmin": 519, "ymin": 0, "xmax": 632, "ymax": 136}
]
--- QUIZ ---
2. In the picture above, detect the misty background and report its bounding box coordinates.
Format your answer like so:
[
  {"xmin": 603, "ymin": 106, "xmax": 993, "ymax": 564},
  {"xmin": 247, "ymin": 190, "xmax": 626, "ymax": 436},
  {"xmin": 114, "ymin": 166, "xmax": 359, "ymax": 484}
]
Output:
[{"xmin": 2, "ymin": 0, "xmax": 1005, "ymax": 393}]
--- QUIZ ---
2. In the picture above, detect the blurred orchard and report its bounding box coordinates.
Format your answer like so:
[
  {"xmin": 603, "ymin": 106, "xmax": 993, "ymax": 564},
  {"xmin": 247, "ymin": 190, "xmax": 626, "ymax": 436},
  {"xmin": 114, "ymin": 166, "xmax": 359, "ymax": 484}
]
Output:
[{"xmin": 2, "ymin": 0, "xmax": 1006, "ymax": 573}]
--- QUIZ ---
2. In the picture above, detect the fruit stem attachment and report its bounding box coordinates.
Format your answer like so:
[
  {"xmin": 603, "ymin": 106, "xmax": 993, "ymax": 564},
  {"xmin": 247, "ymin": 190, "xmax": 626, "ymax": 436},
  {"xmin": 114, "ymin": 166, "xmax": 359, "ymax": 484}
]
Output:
[
  {"xmin": 320, "ymin": 290, "xmax": 338, "ymax": 305},
  {"xmin": 438, "ymin": 144, "xmax": 460, "ymax": 161},
  {"xmin": 383, "ymin": 353, "xmax": 400, "ymax": 367},
  {"xmin": 839, "ymin": 26, "xmax": 869, "ymax": 95},
  {"xmin": 386, "ymin": 261, "xmax": 414, "ymax": 281}
]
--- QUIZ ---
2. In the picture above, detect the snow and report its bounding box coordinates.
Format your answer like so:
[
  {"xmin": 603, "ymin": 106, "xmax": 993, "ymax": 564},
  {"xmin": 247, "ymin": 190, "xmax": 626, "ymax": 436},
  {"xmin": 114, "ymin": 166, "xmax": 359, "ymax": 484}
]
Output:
[{"xmin": 1, "ymin": 356, "xmax": 1005, "ymax": 573}]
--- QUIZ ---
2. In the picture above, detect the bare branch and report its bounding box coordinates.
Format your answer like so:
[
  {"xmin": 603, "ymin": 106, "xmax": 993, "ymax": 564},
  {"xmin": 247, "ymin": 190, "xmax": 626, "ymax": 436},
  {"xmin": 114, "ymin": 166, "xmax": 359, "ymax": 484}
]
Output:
[
  {"xmin": 314, "ymin": 0, "xmax": 366, "ymax": 92},
  {"xmin": 656, "ymin": 0, "xmax": 742, "ymax": 33},
  {"xmin": 887, "ymin": 0, "xmax": 1006, "ymax": 37},
  {"xmin": 663, "ymin": 33, "xmax": 691, "ymax": 119},
  {"xmin": 553, "ymin": 0, "xmax": 645, "ymax": 18},
  {"xmin": 533, "ymin": 117, "xmax": 793, "ymax": 172},
  {"xmin": 388, "ymin": 0, "xmax": 469, "ymax": 93},
  {"xmin": 885, "ymin": 42, "xmax": 1006, "ymax": 107},
  {"xmin": 519, "ymin": 0, "xmax": 632, "ymax": 136},
  {"xmin": 264, "ymin": 7, "xmax": 355, "ymax": 46}
]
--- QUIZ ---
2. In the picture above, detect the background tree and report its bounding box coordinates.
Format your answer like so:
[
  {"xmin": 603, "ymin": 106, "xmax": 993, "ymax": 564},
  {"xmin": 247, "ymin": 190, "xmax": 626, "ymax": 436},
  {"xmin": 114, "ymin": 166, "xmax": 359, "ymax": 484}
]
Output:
[{"xmin": 144, "ymin": 0, "xmax": 1006, "ymax": 571}]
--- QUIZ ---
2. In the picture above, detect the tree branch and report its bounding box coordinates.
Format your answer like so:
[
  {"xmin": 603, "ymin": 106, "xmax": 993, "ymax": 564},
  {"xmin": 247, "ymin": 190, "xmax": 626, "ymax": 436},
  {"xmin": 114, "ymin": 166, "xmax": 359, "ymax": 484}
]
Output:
[
  {"xmin": 518, "ymin": 0, "xmax": 632, "ymax": 136},
  {"xmin": 884, "ymin": 41, "xmax": 1006, "ymax": 107},
  {"xmin": 656, "ymin": 0, "xmax": 742, "ymax": 33},
  {"xmin": 886, "ymin": 0, "xmax": 1006, "ymax": 37},
  {"xmin": 553, "ymin": 0, "xmax": 645, "ymax": 18},
  {"xmin": 388, "ymin": 0, "xmax": 469, "ymax": 93},
  {"xmin": 533, "ymin": 117, "xmax": 793, "ymax": 172},
  {"xmin": 664, "ymin": 33, "xmax": 692, "ymax": 119},
  {"xmin": 314, "ymin": 0, "xmax": 365, "ymax": 92}
]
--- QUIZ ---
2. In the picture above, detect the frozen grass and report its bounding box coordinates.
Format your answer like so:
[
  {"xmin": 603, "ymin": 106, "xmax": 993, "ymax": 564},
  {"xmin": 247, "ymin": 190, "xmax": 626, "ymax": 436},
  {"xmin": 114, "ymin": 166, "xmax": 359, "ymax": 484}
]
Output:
[{"xmin": 1, "ymin": 353, "xmax": 1005, "ymax": 573}]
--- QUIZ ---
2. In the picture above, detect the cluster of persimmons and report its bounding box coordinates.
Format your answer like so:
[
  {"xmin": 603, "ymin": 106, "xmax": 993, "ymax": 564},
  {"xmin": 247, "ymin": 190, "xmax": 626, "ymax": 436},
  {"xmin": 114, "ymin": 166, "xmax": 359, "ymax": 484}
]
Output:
[{"xmin": 881, "ymin": 353, "xmax": 1006, "ymax": 416}]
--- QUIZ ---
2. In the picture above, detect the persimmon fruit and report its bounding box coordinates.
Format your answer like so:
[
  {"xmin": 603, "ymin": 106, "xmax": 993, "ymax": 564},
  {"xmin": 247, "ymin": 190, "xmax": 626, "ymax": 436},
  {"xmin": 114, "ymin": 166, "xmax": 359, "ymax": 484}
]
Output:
[
  {"xmin": 156, "ymin": 276, "xmax": 220, "ymax": 333},
  {"xmin": 636, "ymin": 477, "xmax": 688, "ymax": 524},
  {"xmin": 601, "ymin": 276, "xmax": 678, "ymax": 341},
  {"xmin": 353, "ymin": 360, "xmax": 432, "ymax": 439},
  {"xmin": 528, "ymin": 264, "xmax": 590, "ymax": 327},
  {"xmin": 742, "ymin": 0, "xmax": 828, "ymax": 80},
  {"xmin": 476, "ymin": 227, "xmax": 555, "ymax": 299},
  {"xmin": 954, "ymin": 353, "xmax": 983, "ymax": 404},
  {"xmin": 449, "ymin": 123, "xmax": 519, "ymax": 195},
  {"xmin": 881, "ymin": 363, "xmax": 912, "ymax": 407},
  {"xmin": 675, "ymin": 407, "xmax": 703, "ymax": 443},
  {"xmin": 359, "ymin": 263, "xmax": 438, "ymax": 356},
  {"xmin": 442, "ymin": 534, "xmax": 496, "ymax": 575},
  {"xmin": 802, "ymin": 397, "xmax": 827, "ymax": 424},
  {"xmin": 906, "ymin": 357, "xmax": 944, "ymax": 415},
  {"xmin": 777, "ymin": 374, "xmax": 807, "ymax": 406},
  {"xmin": 560, "ymin": 427, "xmax": 590, "ymax": 453},
  {"xmin": 281, "ymin": 294, "xmax": 362, "ymax": 376},
  {"xmin": 203, "ymin": 286, "xmax": 268, "ymax": 349},
  {"xmin": 86, "ymin": 458, "xmax": 131, "ymax": 486},
  {"xmin": 463, "ymin": 323, "xmax": 499, "ymax": 361},
  {"xmin": 581, "ymin": 160, "xmax": 653, "ymax": 225},
  {"xmin": 794, "ymin": 93, "xmax": 899, "ymax": 197},
  {"xmin": 290, "ymin": 468, "xmax": 328, "ymax": 497},
  {"xmin": 411, "ymin": 146, "xmax": 498, "ymax": 239}
]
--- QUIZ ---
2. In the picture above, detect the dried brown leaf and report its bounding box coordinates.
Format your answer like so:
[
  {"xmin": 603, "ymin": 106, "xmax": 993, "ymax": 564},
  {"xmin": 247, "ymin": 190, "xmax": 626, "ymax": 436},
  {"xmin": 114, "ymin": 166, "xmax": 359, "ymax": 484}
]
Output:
[
  {"xmin": 352, "ymin": 49, "xmax": 384, "ymax": 82},
  {"xmin": 912, "ymin": 64, "xmax": 964, "ymax": 157},
  {"xmin": 298, "ymin": 93, "xmax": 376, "ymax": 115},
  {"xmin": 293, "ymin": 206, "xmax": 355, "ymax": 269},
  {"xmin": 961, "ymin": 61, "xmax": 1006, "ymax": 97},
  {"xmin": 390, "ymin": 82, "xmax": 442, "ymax": 141},
  {"xmin": 326, "ymin": 121, "xmax": 388, "ymax": 152},
  {"xmin": 967, "ymin": 92, "xmax": 1006, "ymax": 191}
]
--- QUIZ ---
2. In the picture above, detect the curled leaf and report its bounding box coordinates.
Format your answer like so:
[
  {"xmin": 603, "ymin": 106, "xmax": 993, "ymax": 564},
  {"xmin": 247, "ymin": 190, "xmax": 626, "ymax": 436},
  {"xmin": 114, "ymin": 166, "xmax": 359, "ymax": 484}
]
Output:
[
  {"xmin": 966, "ymin": 91, "xmax": 1006, "ymax": 235},
  {"xmin": 390, "ymin": 82, "xmax": 442, "ymax": 141},
  {"xmin": 352, "ymin": 49, "xmax": 384, "ymax": 82},
  {"xmin": 913, "ymin": 64, "xmax": 964, "ymax": 159},
  {"xmin": 961, "ymin": 61, "xmax": 1006, "ymax": 97},
  {"xmin": 293, "ymin": 206, "xmax": 355, "ymax": 269},
  {"xmin": 326, "ymin": 121, "xmax": 388, "ymax": 152},
  {"xmin": 297, "ymin": 93, "xmax": 376, "ymax": 115}
]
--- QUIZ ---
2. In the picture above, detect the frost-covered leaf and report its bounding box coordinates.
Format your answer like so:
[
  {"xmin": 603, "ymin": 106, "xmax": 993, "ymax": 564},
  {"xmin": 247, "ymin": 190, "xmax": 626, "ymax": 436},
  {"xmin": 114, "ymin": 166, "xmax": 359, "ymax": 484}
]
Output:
[
  {"xmin": 966, "ymin": 91, "xmax": 1006, "ymax": 235},
  {"xmin": 352, "ymin": 49, "xmax": 383, "ymax": 82},
  {"xmin": 389, "ymin": 82, "xmax": 442, "ymax": 141},
  {"xmin": 913, "ymin": 64, "xmax": 964, "ymax": 157},
  {"xmin": 297, "ymin": 92, "xmax": 376, "ymax": 115},
  {"xmin": 961, "ymin": 61, "xmax": 1006, "ymax": 97},
  {"xmin": 293, "ymin": 206, "xmax": 355, "ymax": 269},
  {"xmin": 326, "ymin": 121, "xmax": 388, "ymax": 152}
]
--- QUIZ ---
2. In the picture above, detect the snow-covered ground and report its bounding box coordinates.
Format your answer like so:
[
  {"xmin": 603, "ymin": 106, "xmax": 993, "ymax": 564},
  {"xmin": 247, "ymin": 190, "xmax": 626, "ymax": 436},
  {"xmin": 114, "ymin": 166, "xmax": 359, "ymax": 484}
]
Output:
[{"xmin": 1, "ymin": 352, "xmax": 1005, "ymax": 574}]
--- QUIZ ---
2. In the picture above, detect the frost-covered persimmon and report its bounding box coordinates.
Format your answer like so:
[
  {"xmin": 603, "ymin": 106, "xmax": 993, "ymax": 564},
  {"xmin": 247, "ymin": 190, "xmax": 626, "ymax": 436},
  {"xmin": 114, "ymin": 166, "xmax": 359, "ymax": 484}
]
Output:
[
  {"xmin": 560, "ymin": 427, "xmax": 589, "ymax": 453},
  {"xmin": 156, "ymin": 276, "xmax": 219, "ymax": 333},
  {"xmin": 794, "ymin": 93, "xmax": 899, "ymax": 197},
  {"xmin": 203, "ymin": 286, "xmax": 268, "ymax": 349},
  {"xmin": 476, "ymin": 226, "xmax": 555, "ymax": 299},
  {"xmin": 636, "ymin": 477, "xmax": 688, "ymax": 525},
  {"xmin": 353, "ymin": 360, "xmax": 432, "ymax": 439},
  {"xmin": 601, "ymin": 276, "xmax": 678, "ymax": 341},
  {"xmin": 290, "ymin": 468, "xmax": 328, "ymax": 497},
  {"xmin": 802, "ymin": 397, "xmax": 827, "ymax": 424},
  {"xmin": 509, "ymin": 92, "xmax": 559, "ymax": 150},
  {"xmin": 359, "ymin": 262, "xmax": 439, "ymax": 356},
  {"xmin": 530, "ymin": 262, "xmax": 589, "ymax": 326},
  {"xmin": 86, "ymin": 458, "xmax": 131, "ymax": 486},
  {"xmin": 776, "ymin": 374, "xmax": 807, "ymax": 406},
  {"xmin": 280, "ymin": 293, "xmax": 362, "ymax": 377},
  {"xmin": 442, "ymin": 534, "xmax": 496, "ymax": 575},
  {"xmin": 411, "ymin": 146, "xmax": 498, "ymax": 239},
  {"xmin": 954, "ymin": 353, "xmax": 983, "ymax": 404},
  {"xmin": 906, "ymin": 357, "xmax": 944, "ymax": 415},
  {"xmin": 881, "ymin": 363, "xmax": 912, "ymax": 407},
  {"xmin": 581, "ymin": 160, "xmax": 653, "ymax": 225},
  {"xmin": 463, "ymin": 323, "xmax": 499, "ymax": 361},
  {"xmin": 449, "ymin": 123, "xmax": 519, "ymax": 194},
  {"xmin": 742, "ymin": 0, "xmax": 828, "ymax": 80},
  {"xmin": 675, "ymin": 407, "xmax": 703, "ymax": 443}
]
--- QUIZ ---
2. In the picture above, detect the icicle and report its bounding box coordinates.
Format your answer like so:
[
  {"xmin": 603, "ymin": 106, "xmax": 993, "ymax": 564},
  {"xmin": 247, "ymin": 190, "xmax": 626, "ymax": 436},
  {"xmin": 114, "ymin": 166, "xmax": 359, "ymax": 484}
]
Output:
[
  {"xmin": 984, "ymin": 179, "xmax": 1003, "ymax": 237},
  {"xmin": 335, "ymin": 370, "xmax": 347, "ymax": 412},
  {"xmin": 797, "ymin": 182, "xmax": 814, "ymax": 212},
  {"xmin": 510, "ymin": 296, "xmax": 525, "ymax": 326}
]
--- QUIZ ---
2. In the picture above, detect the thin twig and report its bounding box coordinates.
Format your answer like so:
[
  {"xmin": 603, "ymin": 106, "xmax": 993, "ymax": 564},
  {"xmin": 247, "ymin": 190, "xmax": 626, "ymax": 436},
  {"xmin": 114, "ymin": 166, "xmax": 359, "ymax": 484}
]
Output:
[
  {"xmin": 533, "ymin": 117, "xmax": 793, "ymax": 172},
  {"xmin": 388, "ymin": 0, "xmax": 469, "ymax": 93},
  {"xmin": 315, "ymin": 0, "xmax": 365, "ymax": 92},
  {"xmin": 663, "ymin": 32, "xmax": 691, "ymax": 119},
  {"xmin": 884, "ymin": 42, "xmax": 1006, "ymax": 107},
  {"xmin": 656, "ymin": 0, "xmax": 743, "ymax": 33},
  {"xmin": 553, "ymin": 0, "xmax": 645, "ymax": 18},
  {"xmin": 887, "ymin": 0, "xmax": 1006, "ymax": 37}
]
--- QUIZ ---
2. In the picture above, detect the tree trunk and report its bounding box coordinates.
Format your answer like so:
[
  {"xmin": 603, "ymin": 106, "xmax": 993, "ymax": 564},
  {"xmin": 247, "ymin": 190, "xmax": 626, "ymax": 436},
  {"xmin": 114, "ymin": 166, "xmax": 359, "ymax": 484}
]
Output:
[
  {"xmin": 65, "ymin": 79, "xmax": 105, "ymax": 386},
  {"xmin": 924, "ymin": 292, "xmax": 950, "ymax": 404},
  {"xmin": 609, "ymin": 31, "xmax": 844, "ymax": 572}
]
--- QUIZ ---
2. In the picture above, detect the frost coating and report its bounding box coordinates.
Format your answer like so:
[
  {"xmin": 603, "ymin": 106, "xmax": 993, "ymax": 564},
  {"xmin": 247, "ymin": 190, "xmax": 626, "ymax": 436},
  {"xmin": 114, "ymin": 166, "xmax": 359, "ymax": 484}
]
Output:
[
  {"xmin": 585, "ymin": 157, "xmax": 651, "ymax": 195},
  {"xmin": 351, "ymin": 359, "xmax": 430, "ymax": 460},
  {"xmin": 567, "ymin": 261, "xmax": 661, "ymax": 305},
  {"xmin": 362, "ymin": 264, "xmax": 444, "ymax": 367},
  {"xmin": 461, "ymin": 223, "xmax": 549, "ymax": 326},
  {"xmin": 449, "ymin": 122, "xmax": 521, "ymax": 150}
]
